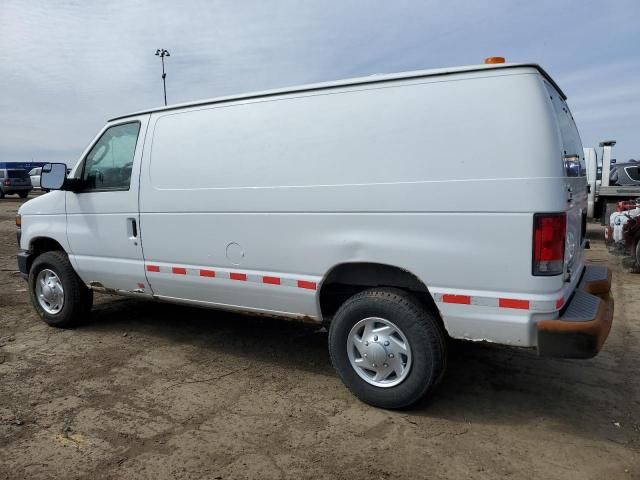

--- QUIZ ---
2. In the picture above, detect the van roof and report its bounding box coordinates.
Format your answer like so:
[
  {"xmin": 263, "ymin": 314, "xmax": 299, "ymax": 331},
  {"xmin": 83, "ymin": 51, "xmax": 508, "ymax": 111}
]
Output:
[{"xmin": 109, "ymin": 63, "xmax": 565, "ymax": 121}]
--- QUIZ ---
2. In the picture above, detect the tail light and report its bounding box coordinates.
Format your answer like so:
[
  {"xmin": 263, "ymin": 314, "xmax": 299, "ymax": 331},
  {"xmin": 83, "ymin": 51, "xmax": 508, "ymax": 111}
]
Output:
[
  {"xmin": 3, "ymin": 179, "xmax": 10, "ymax": 186},
  {"xmin": 533, "ymin": 213, "xmax": 566, "ymax": 276}
]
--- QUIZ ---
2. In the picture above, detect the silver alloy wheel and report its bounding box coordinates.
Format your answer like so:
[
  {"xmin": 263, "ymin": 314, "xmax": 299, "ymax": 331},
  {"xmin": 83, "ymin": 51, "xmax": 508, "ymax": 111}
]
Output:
[
  {"xmin": 35, "ymin": 269, "xmax": 65, "ymax": 315},
  {"xmin": 347, "ymin": 317, "xmax": 412, "ymax": 388}
]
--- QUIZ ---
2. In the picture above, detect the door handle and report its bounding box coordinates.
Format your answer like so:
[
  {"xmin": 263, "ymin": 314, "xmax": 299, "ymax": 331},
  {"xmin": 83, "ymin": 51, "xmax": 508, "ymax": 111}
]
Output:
[{"xmin": 126, "ymin": 217, "xmax": 138, "ymax": 243}]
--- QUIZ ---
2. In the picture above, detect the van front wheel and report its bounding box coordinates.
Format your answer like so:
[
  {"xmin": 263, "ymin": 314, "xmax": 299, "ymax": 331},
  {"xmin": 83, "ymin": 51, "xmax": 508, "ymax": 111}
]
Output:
[
  {"xmin": 328, "ymin": 288, "xmax": 447, "ymax": 409},
  {"xmin": 28, "ymin": 251, "xmax": 93, "ymax": 328}
]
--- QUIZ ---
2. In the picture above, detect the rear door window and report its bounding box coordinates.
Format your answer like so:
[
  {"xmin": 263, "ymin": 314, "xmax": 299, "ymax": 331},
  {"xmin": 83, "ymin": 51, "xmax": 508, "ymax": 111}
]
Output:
[
  {"xmin": 545, "ymin": 83, "xmax": 585, "ymax": 176},
  {"xmin": 8, "ymin": 170, "xmax": 29, "ymax": 179}
]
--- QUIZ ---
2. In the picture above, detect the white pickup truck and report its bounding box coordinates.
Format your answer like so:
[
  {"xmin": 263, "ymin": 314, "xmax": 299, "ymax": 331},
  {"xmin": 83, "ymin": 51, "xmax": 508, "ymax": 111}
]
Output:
[
  {"xmin": 16, "ymin": 60, "xmax": 614, "ymax": 408},
  {"xmin": 584, "ymin": 140, "xmax": 640, "ymax": 223}
]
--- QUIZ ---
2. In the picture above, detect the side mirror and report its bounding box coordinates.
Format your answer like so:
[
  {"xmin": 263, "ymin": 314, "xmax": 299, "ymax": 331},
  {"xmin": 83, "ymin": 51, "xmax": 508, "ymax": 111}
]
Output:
[{"xmin": 40, "ymin": 163, "xmax": 68, "ymax": 190}]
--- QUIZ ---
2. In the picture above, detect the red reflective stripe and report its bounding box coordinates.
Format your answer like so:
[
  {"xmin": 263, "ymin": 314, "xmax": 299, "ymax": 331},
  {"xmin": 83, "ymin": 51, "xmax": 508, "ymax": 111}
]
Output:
[
  {"xmin": 499, "ymin": 298, "xmax": 530, "ymax": 310},
  {"xmin": 442, "ymin": 294, "xmax": 471, "ymax": 305},
  {"xmin": 145, "ymin": 264, "xmax": 322, "ymax": 289},
  {"xmin": 297, "ymin": 280, "xmax": 317, "ymax": 290},
  {"xmin": 556, "ymin": 298, "xmax": 564, "ymax": 309}
]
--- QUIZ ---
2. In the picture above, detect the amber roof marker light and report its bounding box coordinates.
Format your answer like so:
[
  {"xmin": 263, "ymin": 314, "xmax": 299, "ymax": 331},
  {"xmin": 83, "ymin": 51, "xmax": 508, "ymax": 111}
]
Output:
[{"xmin": 484, "ymin": 56, "xmax": 506, "ymax": 64}]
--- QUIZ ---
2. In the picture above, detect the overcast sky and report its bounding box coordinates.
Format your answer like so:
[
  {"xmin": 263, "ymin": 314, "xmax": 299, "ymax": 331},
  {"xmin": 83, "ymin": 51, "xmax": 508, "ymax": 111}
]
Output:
[{"xmin": 1, "ymin": 0, "xmax": 638, "ymax": 165}]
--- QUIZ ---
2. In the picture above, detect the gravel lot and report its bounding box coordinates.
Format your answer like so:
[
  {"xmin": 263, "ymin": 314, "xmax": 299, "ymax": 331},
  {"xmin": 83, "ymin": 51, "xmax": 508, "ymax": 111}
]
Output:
[{"xmin": 0, "ymin": 194, "xmax": 639, "ymax": 479}]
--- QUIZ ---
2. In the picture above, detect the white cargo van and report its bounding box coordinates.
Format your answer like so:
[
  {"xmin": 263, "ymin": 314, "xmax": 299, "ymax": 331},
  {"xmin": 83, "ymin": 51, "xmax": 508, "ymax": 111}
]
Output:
[{"xmin": 17, "ymin": 62, "xmax": 614, "ymax": 408}]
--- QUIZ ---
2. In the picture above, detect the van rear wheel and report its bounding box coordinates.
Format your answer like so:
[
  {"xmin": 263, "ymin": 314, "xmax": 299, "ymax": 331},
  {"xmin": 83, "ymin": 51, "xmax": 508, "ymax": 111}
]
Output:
[
  {"xmin": 28, "ymin": 251, "xmax": 93, "ymax": 328},
  {"xmin": 328, "ymin": 288, "xmax": 447, "ymax": 409}
]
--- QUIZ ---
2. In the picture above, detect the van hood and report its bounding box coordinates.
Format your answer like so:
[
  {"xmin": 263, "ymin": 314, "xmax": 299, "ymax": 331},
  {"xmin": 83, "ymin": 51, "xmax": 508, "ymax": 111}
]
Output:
[{"xmin": 18, "ymin": 191, "xmax": 65, "ymax": 216}]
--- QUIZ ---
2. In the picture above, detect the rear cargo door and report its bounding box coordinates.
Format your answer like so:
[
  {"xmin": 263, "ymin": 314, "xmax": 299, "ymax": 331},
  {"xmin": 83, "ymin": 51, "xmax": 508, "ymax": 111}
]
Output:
[{"xmin": 545, "ymin": 82, "xmax": 587, "ymax": 279}]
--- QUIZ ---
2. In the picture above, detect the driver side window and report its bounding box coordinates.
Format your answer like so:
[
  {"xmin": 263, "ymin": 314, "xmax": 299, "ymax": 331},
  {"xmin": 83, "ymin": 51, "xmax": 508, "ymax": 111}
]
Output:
[{"xmin": 82, "ymin": 122, "xmax": 141, "ymax": 191}]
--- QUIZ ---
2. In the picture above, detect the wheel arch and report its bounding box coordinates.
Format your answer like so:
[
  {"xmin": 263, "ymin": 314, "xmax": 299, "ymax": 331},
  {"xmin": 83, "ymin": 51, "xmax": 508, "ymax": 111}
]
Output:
[
  {"xmin": 26, "ymin": 237, "xmax": 67, "ymax": 273},
  {"xmin": 318, "ymin": 262, "xmax": 443, "ymax": 329}
]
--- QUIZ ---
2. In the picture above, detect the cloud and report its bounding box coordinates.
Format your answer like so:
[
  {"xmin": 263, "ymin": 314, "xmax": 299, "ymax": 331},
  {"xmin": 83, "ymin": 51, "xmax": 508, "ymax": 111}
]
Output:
[{"xmin": 1, "ymin": 0, "xmax": 639, "ymax": 164}]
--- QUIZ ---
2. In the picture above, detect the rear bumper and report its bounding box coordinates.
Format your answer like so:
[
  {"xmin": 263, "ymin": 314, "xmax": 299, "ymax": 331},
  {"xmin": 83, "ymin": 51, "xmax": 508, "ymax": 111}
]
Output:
[
  {"xmin": 537, "ymin": 265, "xmax": 613, "ymax": 359},
  {"xmin": 2, "ymin": 186, "xmax": 32, "ymax": 193}
]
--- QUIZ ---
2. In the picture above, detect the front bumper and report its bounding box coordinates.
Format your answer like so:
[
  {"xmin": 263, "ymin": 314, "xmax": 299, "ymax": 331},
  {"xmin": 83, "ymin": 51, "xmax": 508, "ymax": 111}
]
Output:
[
  {"xmin": 17, "ymin": 250, "xmax": 32, "ymax": 281},
  {"xmin": 537, "ymin": 265, "xmax": 613, "ymax": 359}
]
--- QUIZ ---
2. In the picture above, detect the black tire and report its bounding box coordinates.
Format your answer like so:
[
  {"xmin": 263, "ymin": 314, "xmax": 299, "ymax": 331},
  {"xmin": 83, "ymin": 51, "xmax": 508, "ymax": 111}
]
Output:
[
  {"xmin": 18, "ymin": 191, "xmax": 28, "ymax": 198},
  {"xmin": 0, "ymin": 190, "xmax": 4, "ymax": 199},
  {"xmin": 28, "ymin": 251, "xmax": 93, "ymax": 328},
  {"xmin": 329, "ymin": 288, "xmax": 447, "ymax": 409}
]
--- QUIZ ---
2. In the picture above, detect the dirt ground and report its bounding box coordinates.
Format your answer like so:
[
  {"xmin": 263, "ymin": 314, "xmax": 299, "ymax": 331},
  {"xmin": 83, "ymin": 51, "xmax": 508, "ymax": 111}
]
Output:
[{"xmin": 0, "ymin": 194, "xmax": 638, "ymax": 480}]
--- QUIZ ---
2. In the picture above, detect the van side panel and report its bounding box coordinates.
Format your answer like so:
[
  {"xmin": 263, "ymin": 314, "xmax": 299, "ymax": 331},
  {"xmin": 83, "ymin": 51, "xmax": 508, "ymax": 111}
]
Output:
[{"xmin": 139, "ymin": 68, "xmax": 566, "ymax": 344}]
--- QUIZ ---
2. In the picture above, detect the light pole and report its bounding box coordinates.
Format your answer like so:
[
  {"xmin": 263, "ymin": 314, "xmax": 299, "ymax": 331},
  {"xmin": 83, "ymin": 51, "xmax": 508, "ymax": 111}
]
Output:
[{"xmin": 155, "ymin": 49, "xmax": 170, "ymax": 106}]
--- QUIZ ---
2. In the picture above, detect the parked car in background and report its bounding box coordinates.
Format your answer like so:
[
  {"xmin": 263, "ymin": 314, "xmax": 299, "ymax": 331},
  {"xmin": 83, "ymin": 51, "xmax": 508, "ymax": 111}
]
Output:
[
  {"xmin": 610, "ymin": 161, "xmax": 640, "ymax": 186},
  {"xmin": 0, "ymin": 169, "xmax": 32, "ymax": 198},
  {"xmin": 29, "ymin": 167, "xmax": 42, "ymax": 190}
]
